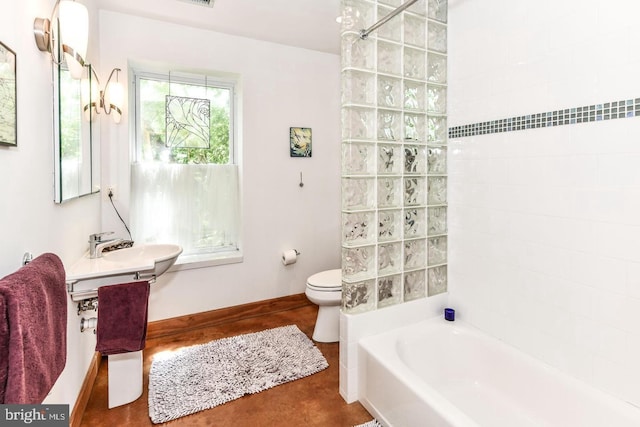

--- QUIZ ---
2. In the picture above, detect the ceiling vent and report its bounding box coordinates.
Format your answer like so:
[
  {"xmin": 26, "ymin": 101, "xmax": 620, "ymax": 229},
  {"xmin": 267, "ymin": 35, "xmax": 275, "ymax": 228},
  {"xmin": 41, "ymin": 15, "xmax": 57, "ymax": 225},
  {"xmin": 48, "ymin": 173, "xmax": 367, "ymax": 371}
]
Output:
[{"xmin": 177, "ymin": 0, "xmax": 215, "ymax": 7}]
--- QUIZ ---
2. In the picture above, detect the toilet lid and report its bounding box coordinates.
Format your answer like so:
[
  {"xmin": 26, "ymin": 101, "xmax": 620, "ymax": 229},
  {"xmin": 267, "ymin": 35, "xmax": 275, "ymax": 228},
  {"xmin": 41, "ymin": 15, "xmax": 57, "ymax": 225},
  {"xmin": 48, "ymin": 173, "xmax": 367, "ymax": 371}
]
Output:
[{"xmin": 307, "ymin": 269, "xmax": 341, "ymax": 289}]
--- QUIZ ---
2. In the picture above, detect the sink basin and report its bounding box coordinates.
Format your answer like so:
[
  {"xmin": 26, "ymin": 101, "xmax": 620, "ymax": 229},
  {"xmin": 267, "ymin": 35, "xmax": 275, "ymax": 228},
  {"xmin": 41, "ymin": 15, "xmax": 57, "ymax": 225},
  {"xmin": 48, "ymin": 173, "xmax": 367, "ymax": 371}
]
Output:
[
  {"xmin": 66, "ymin": 243, "xmax": 183, "ymax": 301},
  {"xmin": 102, "ymin": 244, "xmax": 182, "ymax": 276}
]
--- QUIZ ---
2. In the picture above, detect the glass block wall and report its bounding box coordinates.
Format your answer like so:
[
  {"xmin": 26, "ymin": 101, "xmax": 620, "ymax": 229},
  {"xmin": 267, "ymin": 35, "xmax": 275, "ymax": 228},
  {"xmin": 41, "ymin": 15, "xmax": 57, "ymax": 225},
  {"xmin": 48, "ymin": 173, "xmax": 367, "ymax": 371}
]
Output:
[{"xmin": 340, "ymin": 0, "xmax": 448, "ymax": 314}]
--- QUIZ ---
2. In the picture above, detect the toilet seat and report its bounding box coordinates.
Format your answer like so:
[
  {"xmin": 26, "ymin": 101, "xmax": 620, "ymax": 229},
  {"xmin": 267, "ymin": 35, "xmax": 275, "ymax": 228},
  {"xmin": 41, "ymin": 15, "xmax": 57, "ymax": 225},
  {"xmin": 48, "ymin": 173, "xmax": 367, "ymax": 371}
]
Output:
[
  {"xmin": 306, "ymin": 269, "xmax": 341, "ymax": 292},
  {"xmin": 307, "ymin": 284, "xmax": 341, "ymax": 292}
]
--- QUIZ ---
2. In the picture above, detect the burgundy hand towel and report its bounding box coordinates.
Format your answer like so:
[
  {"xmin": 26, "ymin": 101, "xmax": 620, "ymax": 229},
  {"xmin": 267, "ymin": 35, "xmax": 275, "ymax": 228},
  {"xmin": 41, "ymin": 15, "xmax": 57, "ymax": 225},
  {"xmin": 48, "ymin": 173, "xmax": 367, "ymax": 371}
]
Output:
[
  {"xmin": 96, "ymin": 281, "xmax": 150, "ymax": 355},
  {"xmin": 0, "ymin": 253, "xmax": 67, "ymax": 404}
]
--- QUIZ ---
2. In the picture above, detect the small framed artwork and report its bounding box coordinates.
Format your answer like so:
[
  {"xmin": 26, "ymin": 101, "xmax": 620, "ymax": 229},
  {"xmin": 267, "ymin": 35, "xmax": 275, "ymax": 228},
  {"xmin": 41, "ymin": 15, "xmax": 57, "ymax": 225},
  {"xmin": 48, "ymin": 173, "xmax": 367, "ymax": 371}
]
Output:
[
  {"xmin": 290, "ymin": 127, "xmax": 312, "ymax": 157},
  {"xmin": 0, "ymin": 41, "xmax": 16, "ymax": 147}
]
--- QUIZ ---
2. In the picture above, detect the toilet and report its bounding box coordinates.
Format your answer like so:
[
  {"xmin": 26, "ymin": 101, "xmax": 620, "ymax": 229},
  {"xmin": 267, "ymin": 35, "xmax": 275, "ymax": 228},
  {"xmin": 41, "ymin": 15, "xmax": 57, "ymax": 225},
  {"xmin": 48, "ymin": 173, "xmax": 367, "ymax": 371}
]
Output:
[{"xmin": 305, "ymin": 269, "xmax": 342, "ymax": 343}]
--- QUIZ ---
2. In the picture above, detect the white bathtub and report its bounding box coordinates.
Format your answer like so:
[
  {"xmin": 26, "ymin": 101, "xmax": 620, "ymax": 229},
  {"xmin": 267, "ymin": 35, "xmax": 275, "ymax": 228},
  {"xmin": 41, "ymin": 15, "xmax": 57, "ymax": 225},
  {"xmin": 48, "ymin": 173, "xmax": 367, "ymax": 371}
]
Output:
[{"xmin": 358, "ymin": 317, "xmax": 640, "ymax": 427}]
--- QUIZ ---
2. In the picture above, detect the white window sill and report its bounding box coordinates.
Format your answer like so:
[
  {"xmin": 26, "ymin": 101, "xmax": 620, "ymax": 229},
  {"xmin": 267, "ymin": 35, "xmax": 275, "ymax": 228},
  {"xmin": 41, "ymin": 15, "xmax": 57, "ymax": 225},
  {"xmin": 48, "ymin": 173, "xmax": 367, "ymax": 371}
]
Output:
[{"xmin": 168, "ymin": 250, "xmax": 243, "ymax": 272}]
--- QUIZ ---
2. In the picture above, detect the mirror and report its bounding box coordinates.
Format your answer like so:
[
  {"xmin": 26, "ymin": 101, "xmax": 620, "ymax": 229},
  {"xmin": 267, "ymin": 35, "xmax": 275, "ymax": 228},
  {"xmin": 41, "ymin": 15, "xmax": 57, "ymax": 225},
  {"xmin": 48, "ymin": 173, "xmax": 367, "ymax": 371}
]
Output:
[{"xmin": 53, "ymin": 61, "xmax": 100, "ymax": 203}]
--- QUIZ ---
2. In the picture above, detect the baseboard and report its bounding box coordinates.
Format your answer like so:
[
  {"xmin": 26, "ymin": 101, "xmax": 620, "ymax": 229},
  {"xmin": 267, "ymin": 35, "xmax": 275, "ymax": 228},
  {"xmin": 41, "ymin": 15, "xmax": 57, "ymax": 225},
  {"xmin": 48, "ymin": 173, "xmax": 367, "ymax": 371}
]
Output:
[
  {"xmin": 147, "ymin": 293, "xmax": 312, "ymax": 340},
  {"xmin": 69, "ymin": 351, "xmax": 102, "ymax": 427}
]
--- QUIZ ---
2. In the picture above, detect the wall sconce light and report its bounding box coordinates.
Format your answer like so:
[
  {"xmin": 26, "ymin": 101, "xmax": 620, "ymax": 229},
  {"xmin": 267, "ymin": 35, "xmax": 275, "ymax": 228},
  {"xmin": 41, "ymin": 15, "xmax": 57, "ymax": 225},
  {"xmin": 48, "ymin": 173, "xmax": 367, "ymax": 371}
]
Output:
[
  {"xmin": 33, "ymin": 0, "xmax": 88, "ymax": 80},
  {"xmin": 82, "ymin": 67, "xmax": 124, "ymax": 124}
]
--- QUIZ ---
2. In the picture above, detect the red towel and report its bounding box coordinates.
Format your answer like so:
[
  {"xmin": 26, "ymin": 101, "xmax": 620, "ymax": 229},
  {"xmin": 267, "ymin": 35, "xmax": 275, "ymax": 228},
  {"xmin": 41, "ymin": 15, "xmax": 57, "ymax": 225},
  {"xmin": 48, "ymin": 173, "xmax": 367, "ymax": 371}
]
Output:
[
  {"xmin": 0, "ymin": 253, "xmax": 67, "ymax": 404},
  {"xmin": 96, "ymin": 281, "xmax": 150, "ymax": 355}
]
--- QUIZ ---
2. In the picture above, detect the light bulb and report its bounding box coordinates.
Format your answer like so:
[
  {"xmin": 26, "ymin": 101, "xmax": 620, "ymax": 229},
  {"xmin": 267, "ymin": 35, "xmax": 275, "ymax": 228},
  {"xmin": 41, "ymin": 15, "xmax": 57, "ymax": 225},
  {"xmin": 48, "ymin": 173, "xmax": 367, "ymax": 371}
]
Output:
[
  {"xmin": 81, "ymin": 76, "xmax": 98, "ymax": 121},
  {"xmin": 107, "ymin": 81, "xmax": 124, "ymax": 124},
  {"xmin": 59, "ymin": 1, "xmax": 88, "ymax": 80}
]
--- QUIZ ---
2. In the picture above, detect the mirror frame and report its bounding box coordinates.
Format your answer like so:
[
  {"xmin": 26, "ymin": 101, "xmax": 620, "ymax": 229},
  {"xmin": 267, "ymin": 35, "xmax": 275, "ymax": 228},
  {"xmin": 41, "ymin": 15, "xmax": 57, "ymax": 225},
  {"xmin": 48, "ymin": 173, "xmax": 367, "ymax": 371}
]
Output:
[{"xmin": 0, "ymin": 41, "xmax": 17, "ymax": 147}]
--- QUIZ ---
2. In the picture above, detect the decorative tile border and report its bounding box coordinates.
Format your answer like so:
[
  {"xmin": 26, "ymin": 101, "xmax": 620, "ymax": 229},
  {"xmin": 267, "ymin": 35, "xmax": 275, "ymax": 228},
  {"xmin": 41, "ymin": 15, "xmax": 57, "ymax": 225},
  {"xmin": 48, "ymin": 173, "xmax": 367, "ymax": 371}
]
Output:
[{"xmin": 449, "ymin": 97, "xmax": 640, "ymax": 139}]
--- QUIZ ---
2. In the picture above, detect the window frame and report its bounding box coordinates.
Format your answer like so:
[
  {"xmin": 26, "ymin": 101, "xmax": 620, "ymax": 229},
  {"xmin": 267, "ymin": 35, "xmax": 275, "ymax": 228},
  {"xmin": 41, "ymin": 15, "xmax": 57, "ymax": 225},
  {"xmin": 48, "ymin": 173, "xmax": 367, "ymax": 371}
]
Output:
[{"xmin": 129, "ymin": 67, "xmax": 242, "ymax": 269}]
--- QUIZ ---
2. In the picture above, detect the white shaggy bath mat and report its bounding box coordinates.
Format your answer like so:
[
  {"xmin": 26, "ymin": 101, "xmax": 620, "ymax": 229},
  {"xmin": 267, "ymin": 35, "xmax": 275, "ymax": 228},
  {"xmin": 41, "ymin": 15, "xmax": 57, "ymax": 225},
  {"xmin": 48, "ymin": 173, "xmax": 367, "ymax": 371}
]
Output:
[
  {"xmin": 147, "ymin": 325, "xmax": 328, "ymax": 424},
  {"xmin": 354, "ymin": 421, "xmax": 383, "ymax": 427}
]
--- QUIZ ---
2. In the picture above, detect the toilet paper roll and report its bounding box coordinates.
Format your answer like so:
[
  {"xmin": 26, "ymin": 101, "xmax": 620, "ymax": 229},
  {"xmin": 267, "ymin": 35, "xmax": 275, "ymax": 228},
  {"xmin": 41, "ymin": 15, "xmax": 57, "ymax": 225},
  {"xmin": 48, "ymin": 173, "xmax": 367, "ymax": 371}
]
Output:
[{"xmin": 282, "ymin": 249, "xmax": 298, "ymax": 266}]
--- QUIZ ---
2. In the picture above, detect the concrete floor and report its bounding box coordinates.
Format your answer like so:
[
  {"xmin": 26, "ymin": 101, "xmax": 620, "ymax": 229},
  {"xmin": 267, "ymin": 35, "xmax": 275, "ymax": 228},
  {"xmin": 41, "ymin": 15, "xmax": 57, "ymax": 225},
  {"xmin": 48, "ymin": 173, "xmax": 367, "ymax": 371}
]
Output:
[{"xmin": 80, "ymin": 303, "xmax": 373, "ymax": 426}]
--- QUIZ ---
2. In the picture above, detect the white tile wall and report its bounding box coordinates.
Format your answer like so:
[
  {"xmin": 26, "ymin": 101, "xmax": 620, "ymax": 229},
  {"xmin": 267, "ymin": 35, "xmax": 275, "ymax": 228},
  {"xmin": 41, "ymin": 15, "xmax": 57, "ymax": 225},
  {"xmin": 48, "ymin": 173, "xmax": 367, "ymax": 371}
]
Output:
[{"xmin": 449, "ymin": 0, "xmax": 640, "ymax": 407}]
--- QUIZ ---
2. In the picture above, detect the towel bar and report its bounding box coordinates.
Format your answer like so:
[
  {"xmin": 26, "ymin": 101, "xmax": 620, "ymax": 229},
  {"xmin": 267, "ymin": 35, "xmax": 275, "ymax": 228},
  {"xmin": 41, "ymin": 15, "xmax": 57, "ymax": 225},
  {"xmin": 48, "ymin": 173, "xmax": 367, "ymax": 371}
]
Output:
[{"xmin": 67, "ymin": 276, "xmax": 156, "ymax": 302}]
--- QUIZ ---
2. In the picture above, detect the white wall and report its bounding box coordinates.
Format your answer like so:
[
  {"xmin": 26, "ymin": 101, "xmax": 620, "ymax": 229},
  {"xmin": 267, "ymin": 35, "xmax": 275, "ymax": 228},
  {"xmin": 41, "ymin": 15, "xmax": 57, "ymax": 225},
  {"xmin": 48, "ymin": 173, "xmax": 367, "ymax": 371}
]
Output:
[
  {"xmin": 98, "ymin": 11, "xmax": 342, "ymax": 321},
  {"xmin": 0, "ymin": 0, "xmax": 340, "ymax": 412},
  {"xmin": 0, "ymin": 0, "xmax": 103, "ymax": 410},
  {"xmin": 449, "ymin": 0, "xmax": 640, "ymax": 406}
]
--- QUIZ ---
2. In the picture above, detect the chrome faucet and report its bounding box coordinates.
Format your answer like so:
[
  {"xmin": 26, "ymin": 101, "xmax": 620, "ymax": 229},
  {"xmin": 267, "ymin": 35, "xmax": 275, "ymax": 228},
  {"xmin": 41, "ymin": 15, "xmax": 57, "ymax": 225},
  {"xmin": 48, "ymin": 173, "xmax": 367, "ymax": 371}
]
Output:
[{"xmin": 89, "ymin": 232, "xmax": 123, "ymax": 259}]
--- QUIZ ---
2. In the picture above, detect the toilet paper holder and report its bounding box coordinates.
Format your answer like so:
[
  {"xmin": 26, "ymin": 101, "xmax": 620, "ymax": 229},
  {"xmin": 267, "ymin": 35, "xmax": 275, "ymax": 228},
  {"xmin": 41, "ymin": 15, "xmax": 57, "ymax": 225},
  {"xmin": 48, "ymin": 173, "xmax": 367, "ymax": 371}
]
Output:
[{"xmin": 282, "ymin": 249, "xmax": 301, "ymax": 266}]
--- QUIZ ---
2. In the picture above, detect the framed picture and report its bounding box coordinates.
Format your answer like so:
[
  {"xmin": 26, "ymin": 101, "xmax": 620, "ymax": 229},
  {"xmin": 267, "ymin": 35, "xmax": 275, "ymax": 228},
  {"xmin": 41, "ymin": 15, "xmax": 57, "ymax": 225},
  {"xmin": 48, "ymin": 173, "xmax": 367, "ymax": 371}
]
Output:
[
  {"xmin": 0, "ymin": 41, "xmax": 16, "ymax": 147},
  {"xmin": 290, "ymin": 127, "xmax": 312, "ymax": 157}
]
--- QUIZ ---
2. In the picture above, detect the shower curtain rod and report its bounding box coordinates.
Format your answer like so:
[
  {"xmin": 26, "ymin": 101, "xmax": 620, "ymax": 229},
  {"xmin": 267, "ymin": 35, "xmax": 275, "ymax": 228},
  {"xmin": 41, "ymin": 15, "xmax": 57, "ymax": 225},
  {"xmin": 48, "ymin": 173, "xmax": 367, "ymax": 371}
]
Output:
[{"xmin": 359, "ymin": 0, "xmax": 419, "ymax": 39}]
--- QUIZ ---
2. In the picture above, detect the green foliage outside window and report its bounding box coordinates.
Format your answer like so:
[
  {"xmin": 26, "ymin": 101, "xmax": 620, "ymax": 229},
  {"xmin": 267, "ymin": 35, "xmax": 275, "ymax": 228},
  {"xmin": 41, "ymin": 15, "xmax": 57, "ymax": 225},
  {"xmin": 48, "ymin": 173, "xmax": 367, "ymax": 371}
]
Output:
[{"xmin": 138, "ymin": 77, "xmax": 231, "ymax": 164}]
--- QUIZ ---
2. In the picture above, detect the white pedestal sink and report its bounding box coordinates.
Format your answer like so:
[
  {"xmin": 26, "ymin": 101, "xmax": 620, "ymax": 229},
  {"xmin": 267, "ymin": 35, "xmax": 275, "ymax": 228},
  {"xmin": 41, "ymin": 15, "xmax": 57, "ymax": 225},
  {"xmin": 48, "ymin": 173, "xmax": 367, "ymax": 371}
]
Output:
[
  {"xmin": 66, "ymin": 243, "xmax": 183, "ymax": 301},
  {"xmin": 108, "ymin": 350, "xmax": 143, "ymax": 408},
  {"xmin": 66, "ymin": 243, "xmax": 182, "ymax": 409}
]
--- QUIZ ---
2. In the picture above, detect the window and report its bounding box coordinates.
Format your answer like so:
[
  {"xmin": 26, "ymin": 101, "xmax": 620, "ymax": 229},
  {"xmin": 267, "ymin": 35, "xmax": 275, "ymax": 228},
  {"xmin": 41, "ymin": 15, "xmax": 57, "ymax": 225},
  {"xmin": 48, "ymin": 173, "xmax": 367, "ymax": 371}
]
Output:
[{"xmin": 130, "ymin": 69, "xmax": 240, "ymax": 260}]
